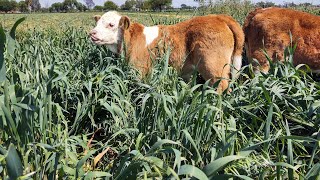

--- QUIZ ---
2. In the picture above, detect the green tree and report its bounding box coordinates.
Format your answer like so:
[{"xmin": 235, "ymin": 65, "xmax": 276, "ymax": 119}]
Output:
[
  {"xmin": 63, "ymin": 0, "xmax": 78, "ymax": 11},
  {"xmin": 104, "ymin": 1, "xmax": 118, "ymax": 10},
  {"xmin": 18, "ymin": 1, "xmax": 28, "ymax": 12},
  {"xmin": 121, "ymin": 0, "xmax": 137, "ymax": 10},
  {"xmin": 11, "ymin": 0, "xmax": 17, "ymax": 11},
  {"xmin": 0, "ymin": 0, "xmax": 17, "ymax": 12},
  {"xmin": 75, "ymin": 2, "xmax": 87, "ymax": 11},
  {"xmin": 285, "ymin": 2, "xmax": 297, "ymax": 7},
  {"xmin": 93, "ymin": 5, "xmax": 104, "ymax": 11},
  {"xmin": 61, "ymin": 0, "xmax": 86, "ymax": 12},
  {"xmin": 299, "ymin": 2, "xmax": 312, "ymax": 6},
  {"xmin": 147, "ymin": 0, "xmax": 172, "ymax": 11},
  {"xmin": 180, "ymin": 3, "xmax": 192, "ymax": 9},
  {"xmin": 49, "ymin": 2, "xmax": 64, "ymax": 12},
  {"xmin": 141, "ymin": 1, "xmax": 151, "ymax": 10},
  {"xmin": 136, "ymin": 0, "xmax": 144, "ymax": 10},
  {"xmin": 255, "ymin": 1, "xmax": 275, "ymax": 8}
]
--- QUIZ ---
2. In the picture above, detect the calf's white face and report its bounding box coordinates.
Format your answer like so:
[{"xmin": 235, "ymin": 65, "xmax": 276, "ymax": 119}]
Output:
[{"xmin": 90, "ymin": 11, "xmax": 122, "ymax": 46}]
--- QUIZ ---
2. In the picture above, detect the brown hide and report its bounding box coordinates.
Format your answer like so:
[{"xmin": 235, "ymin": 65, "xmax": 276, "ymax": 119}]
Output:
[
  {"xmin": 243, "ymin": 7, "xmax": 320, "ymax": 73},
  {"xmin": 121, "ymin": 14, "xmax": 244, "ymax": 92}
]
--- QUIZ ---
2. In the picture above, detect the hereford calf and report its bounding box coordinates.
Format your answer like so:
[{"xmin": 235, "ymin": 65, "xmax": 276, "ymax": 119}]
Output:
[
  {"xmin": 90, "ymin": 11, "xmax": 244, "ymax": 92},
  {"xmin": 243, "ymin": 7, "xmax": 320, "ymax": 73}
]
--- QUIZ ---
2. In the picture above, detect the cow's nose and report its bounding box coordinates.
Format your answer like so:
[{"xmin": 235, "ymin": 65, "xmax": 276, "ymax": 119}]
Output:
[{"xmin": 90, "ymin": 29, "xmax": 97, "ymax": 36}]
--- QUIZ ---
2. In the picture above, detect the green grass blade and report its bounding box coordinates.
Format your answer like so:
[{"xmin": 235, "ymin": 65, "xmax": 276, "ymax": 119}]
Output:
[
  {"xmin": 178, "ymin": 165, "xmax": 208, "ymax": 180},
  {"xmin": 214, "ymin": 174, "xmax": 254, "ymax": 180},
  {"xmin": 272, "ymin": 162, "xmax": 296, "ymax": 170},
  {"xmin": 285, "ymin": 120, "xmax": 294, "ymax": 180},
  {"xmin": 9, "ymin": 17, "xmax": 26, "ymax": 39},
  {"xmin": 263, "ymin": 104, "xmax": 273, "ymax": 153},
  {"xmin": 0, "ymin": 25, "xmax": 6, "ymax": 82},
  {"xmin": 75, "ymin": 149, "xmax": 97, "ymax": 179},
  {"xmin": 308, "ymin": 131, "xmax": 320, "ymax": 169},
  {"xmin": 5, "ymin": 144, "xmax": 23, "ymax": 180},
  {"xmin": 305, "ymin": 163, "xmax": 320, "ymax": 180},
  {"xmin": 203, "ymin": 155, "xmax": 246, "ymax": 177},
  {"xmin": 182, "ymin": 129, "xmax": 203, "ymax": 164},
  {"xmin": 147, "ymin": 139, "xmax": 179, "ymax": 155},
  {"xmin": 84, "ymin": 171, "xmax": 112, "ymax": 179},
  {"xmin": 0, "ymin": 102, "xmax": 20, "ymax": 143}
]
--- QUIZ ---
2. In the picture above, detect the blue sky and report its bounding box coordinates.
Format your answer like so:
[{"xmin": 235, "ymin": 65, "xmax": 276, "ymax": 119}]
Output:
[{"xmin": 38, "ymin": 0, "xmax": 317, "ymax": 8}]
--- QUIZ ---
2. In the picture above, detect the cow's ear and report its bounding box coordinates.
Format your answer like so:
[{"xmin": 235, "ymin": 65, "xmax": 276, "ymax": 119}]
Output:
[
  {"xmin": 93, "ymin": 15, "xmax": 101, "ymax": 22},
  {"xmin": 119, "ymin": 16, "xmax": 130, "ymax": 30}
]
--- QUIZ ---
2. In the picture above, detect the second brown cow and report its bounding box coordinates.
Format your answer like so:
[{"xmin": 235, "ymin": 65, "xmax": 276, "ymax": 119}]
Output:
[{"xmin": 243, "ymin": 7, "xmax": 320, "ymax": 73}]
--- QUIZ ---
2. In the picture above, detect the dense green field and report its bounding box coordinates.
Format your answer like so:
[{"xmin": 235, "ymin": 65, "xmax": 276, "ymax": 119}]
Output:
[
  {"xmin": 1, "ymin": 7, "xmax": 320, "ymax": 180},
  {"xmin": 1, "ymin": 11, "xmax": 196, "ymax": 31}
]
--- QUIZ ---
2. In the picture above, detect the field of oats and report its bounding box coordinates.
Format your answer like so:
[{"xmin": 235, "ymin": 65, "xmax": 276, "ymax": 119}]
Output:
[{"xmin": 0, "ymin": 6, "xmax": 320, "ymax": 180}]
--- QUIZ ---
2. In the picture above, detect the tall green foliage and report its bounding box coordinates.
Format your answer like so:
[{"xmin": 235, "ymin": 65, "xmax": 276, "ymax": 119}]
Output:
[{"xmin": 0, "ymin": 11, "xmax": 319, "ymax": 179}]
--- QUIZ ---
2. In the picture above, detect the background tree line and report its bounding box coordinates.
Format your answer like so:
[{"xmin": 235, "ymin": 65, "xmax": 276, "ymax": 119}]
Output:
[
  {"xmin": 0, "ymin": 0, "xmax": 175, "ymax": 13},
  {"xmin": 95, "ymin": 0, "xmax": 173, "ymax": 12},
  {"xmin": 0, "ymin": 0, "xmax": 317, "ymax": 13},
  {"xmin": 0, "ymin": 0, "xmax": 173, "ymax": 13},
  {"xmin": 0, "ymin": 0, "xmax": 89, "ymax": 13},
  {"xmin": 0, "ymin": 0, "xmax": 29, "ymax": 12}
]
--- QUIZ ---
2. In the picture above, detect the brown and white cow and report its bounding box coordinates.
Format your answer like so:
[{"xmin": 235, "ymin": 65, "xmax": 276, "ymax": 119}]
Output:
[
  {"xmin": 243, "ymin": 7, "xmax": 320, "ymax": 73},
  {"xmin": 90, "ymin": 11, "xmax": 244, "ymax": 92}
]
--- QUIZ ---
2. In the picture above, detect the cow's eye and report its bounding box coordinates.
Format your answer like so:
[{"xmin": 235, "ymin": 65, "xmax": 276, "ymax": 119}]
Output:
[{"xmin": 109, "ymin": 23, "xmax": 115, "ymax": 28}]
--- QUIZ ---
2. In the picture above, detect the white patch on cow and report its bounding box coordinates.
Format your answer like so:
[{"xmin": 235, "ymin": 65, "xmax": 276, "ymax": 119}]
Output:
[
  {"xmin": 231, "ymin": 55, "xmax": 242, "ymax": 79},
  {"xmin": 143, "ymin": 26, "xmax": 159, "ymax": 46}
]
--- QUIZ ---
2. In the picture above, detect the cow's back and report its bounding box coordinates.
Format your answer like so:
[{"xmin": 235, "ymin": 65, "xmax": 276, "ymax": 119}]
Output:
[{"xmin": 244, "ymin": 7, "xmax": 320, "ymax": 72}]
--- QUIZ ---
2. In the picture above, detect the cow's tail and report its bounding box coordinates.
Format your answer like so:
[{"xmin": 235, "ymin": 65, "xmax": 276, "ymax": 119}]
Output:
[{"xmin": 220, "ymin": 15, "xmax": 245, "ymax": 79}]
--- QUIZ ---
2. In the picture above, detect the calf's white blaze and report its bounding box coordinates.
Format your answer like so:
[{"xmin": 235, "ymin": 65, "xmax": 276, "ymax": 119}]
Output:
[
  {"xmin": 92, "ymin": 11, "xmax": 122, "ymax": 45},
  {"xmin": 143, "ymin": 26, "xmax": 159, "ymax": 46}
]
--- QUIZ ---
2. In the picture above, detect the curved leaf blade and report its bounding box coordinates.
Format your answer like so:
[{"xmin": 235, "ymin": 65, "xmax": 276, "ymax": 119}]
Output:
[
  {"xmin": 203, "ymin": 155, "xmax": 246, "ymax": 177},
  {"xmin": 6, "ymin": 144, "xmax": 23, "ymax": 180},
  {"xmin": 178, "ymin": 165, "xmax": 208, "ymax": 180}
]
